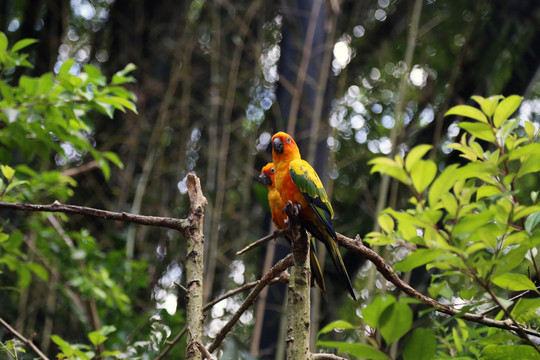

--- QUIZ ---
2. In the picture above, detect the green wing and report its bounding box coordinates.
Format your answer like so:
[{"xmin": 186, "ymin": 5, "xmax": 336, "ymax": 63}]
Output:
[
  {"xmin": 290, "ymin": 159, "xmax": 357, "ymax": 300},
  {"xmin": 289, "ymin": 159, "xmax": 335, "ymax": 235}
]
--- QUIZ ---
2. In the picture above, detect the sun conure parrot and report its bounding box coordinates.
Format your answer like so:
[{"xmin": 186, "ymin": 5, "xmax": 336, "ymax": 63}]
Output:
[
  {"xmin": 259, "ymin": 162, "xmax": 327, "ymax": 297},
  {"xmin": 271, "ymin": 132, "xmax": 356, "ymax": 300}
]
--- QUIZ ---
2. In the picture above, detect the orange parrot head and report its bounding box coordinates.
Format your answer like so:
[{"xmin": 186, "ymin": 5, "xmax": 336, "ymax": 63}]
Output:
[
  {"xmin": 259, "ymin": 162, "xmax": 275, "ymax": 187},
  {"xmin": 271, "ymin": 132, "xmax": 300, "ymax": 162}
]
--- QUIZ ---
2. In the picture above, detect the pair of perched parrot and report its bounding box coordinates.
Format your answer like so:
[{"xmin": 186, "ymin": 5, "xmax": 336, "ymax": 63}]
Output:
[{"xmin": 259, "ymin": 132, "xmax": 356, "ymax": 300}]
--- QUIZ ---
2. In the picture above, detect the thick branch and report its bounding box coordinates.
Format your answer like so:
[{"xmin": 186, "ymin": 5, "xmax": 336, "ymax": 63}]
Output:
[
  {"xmin": 0, "ymin": 201, "xmax": 190, "ymax": 233},
  {"xmin": 185, "ymin": 174, "xmax": 207, "ymax": 360},
  {"xmin": 336, "ymin": 233, "xmax": 540, "ymax": 338},
  {"xmin": 284, "ymin": 202, "xmax": 311, "ymax": 359}
]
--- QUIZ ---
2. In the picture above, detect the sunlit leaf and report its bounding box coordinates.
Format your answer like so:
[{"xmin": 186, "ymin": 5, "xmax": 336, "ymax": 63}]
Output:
[
  {"xmin": 428, "ymin": 164, "xmax": 459, "ymax": 206},
  {"xmin": 59, "ymin": 59, "xmax": 76, "ymax": 80},
  {"xmin": 493, "ymin": 95, "xmax": 522, "ymax": 128},
  {"xmin": 458, "ymin": 122, "xmax": 495, "ymax": 142},
  {"xmin": 11, "ymin": 38, "xmax": 38, "ymax": 53},
  {"xmin": 410, "ymin": 159, "xmax": 436, "ymax": 193},
  {"xmin": 445, "ymin": 104, "xmax": 488, "ymax": 123},
  {"xmin": 405, "ymin": 144, "xmax": 432, "ymax": 172},
  {"xmin": 1, "ymin": 164, "xmax": 15, "ymax": 181},
  {"xmin": 369, "ymin": 157, "xmax": 409, "ymax": 184},
  {"xmin": 525, "ymin": 121, "xmax": 536, "ymax": 139},
  {"xmin": 378, "ymin": 213, "xmax": 394, "ymax": 234}
]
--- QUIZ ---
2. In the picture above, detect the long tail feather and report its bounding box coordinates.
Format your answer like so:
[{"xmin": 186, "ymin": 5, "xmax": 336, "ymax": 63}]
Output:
[
  {"xmin": 324, "ymin": 232, "xmax": 356, "ymax": 300},
  {"xmin": 310, "ymin": 238, "xmax": 327, "ymax": 299}
]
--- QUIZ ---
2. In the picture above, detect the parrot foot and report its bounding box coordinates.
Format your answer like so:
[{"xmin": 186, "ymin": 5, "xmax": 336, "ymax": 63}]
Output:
[{"xmin": 283, "ymin": 201, "xmax": 301, "ymax": 217}]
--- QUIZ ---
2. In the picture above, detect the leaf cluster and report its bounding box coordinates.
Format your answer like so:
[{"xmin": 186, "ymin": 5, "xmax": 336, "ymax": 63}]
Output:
[{"xmin": 319, "ymin": 95, "xmax": 540, "ymax": 359}]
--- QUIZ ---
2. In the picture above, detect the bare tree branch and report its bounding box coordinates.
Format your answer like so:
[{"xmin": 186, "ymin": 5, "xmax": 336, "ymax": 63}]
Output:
[
  {"xmin": 336, "ymin": 233, "xmax": 540, "ymax": 338},
  {"xmin": 185, "ymin": 175, "xmax": 207, "ymax": 360},
  {"xmin": 156, "ymin": 272, "xmax": 290, "ymax": 360},
  {"xmin": 0, "ymin": 200, "xmax": 190, "ymax": 232},
  {"xmin": 208, "ymin": 254, "xmax": 294, "ymax": 353},
  {"xmin": 236, "ymin": 229, "xmax": 289, "ymax": 255},
  {"xmin": 312, "ymin": 354, "xmax": 347, "ymax": 360},
  {"xmin": 0, "ymin": 316, "xmax": 50, "ymax": 360},
  {"xmin": 195, "ymin": 341, "xmax": 216, "ymax": 360}
]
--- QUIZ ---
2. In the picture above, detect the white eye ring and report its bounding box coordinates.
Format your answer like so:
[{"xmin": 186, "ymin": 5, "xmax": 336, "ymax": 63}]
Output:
[
  {"xmin": 270, "ymin": 168, "xmax": 275, "ymax": 174},
  {"xmin": 286, "ymin": 137, "xmax": 292, "ymax": 144}
]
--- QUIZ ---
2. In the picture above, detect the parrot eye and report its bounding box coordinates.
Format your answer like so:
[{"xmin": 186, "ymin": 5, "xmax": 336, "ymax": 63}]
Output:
[
  {"xmin": 270, "ymin": 168, "xmax": 275, "ymax": 174},
  {"xmin": 286, "ymin": 137, "xmax": 292, "ymax": 144}
]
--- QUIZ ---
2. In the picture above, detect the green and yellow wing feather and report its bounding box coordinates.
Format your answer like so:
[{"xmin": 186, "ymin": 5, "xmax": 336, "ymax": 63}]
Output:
[{"xmin": 289, "ymin": 159, "xmax": 335, "ymax": 232}]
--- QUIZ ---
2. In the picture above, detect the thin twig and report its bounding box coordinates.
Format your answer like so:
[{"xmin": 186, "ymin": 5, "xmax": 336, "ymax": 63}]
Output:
[
  {"xmin": 156, "ymin": 270, "xmax": 290, "ymax": 360},
  {"xmin": 312, "ymin": 354, "xmax": 348, "ymax": 360},
  {"xmin": 236, "ymin": 229, "xmax": 289, "ymax": 255},
  {"xmin": 203, "ymin": 274, "xmax": 289, "ymax": 311},
  {"xmin": 0, "ymin": 316, "xmax": 50, "ymax": 360},
  {"xmin": 195, "ymin": 341, "xmax": 216, "ymax": 360},
  {"xmin": 207, "ymin": 254, "xmax": 294, "ymax": 353}
]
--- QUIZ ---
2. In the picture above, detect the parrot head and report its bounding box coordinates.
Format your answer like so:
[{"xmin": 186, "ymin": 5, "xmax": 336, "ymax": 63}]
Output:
[
  {"xmin": 259, "ymin": 162, "xmax": 275, "ymax": 186},
  {"xmin": 271, "ymin": 132, "xmax": 300, "ymax": 160}
]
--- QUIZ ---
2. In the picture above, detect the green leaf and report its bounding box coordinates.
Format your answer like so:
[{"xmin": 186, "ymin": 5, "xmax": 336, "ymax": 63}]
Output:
[
  {"xmin": 0, "ymin": 32, "xmax": 7, "ymax": 51},
  {"xmin": 88, "ymin": 330, "xmax": 107, "ymax": 347},
  {"xmin": 102, "ymin": 151, "xmax": 124, "ymax": 169},
  {"xmin": 428, "ymin": 163, "xmax": 459, "ymax": 206},
  {"xmin": 379, "ymin": 301, "xmax": 412, "ymax": 344},
  {"xmin": 1, "ymin": 165, "xmax": 15, "ymax": 181},
  {"xmin": 480, "ymin": 345, "xmax": 540, "ymax": 360},
  {"xmin": 477, "ymin": 185, "xmax": 502, "ymax": 200},
  {"xmin": 405, "ymin": 144, "xmax": 432, "ymax": 172},
  {"xmin": 318, "ymin": 320, "xmax": 355, "ymax": 336},
  {"xmin": 410, "ymin": 159, "xmax": 437, "ymax": 193},
  {"xmin": 27, "ymin": 262, "xmax": 48, "ymax": 281},
  {"xmin": 317, "ymin": 342, "xmax": 388, "ymax": 359},
  {"xmin": 471, "ymin": 95, "xmax": 498, "ymax": 118},
  {"xmin": 403, "ymin": 328, "xmax": 437, "ymax": 360},
  {"xmin": 394, "ymin": 249, "xmax": 444, "ymax": 272},
  {"xmin": 493, "ymin": 95, "xmax": 522, "ymax": 128},
  {"xmin": 511, "ymin": 298, "xmax": 540, "ymax": 323},
  {"xmin": 525, "ymin": 121, "xmax": 536, "ymax": 139},
  {"xmin": 11, "ymin": 38, "xmax": 38, "ymax": 53},
  {"xmin": 361, "ymin": 295, "xmax": 396, "ymax": 328},
  {"xmin": 369, "ymin": 157, "xmax": 409, "ymax": 184},
  {"xmin": 115, "ymin": 62, "xmax": 137, "ymax": 77},
  {"xmin": 445, "ymin": 104, "xmax": 488, "ymax": 123},
  {"xmin": 525, "ymin": 212, "xmax": 540, "ymax": 234},
  {"xmin": 378, "ymin": 213, "xmax": 394, "ymax": 234},
  {"xmin": 492, "ymin": 273, "xmax": 537, "ymax": 292},
  {"xmin": 58, "ymin": 59, "xmax": 76, "ymax": 80},
  {"xmin": 458, "ymin": 122, "xmax": 495, "ymax": 142}
]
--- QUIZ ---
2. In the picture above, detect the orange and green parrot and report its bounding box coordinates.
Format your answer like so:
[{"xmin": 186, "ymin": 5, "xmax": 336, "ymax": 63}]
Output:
[
  {"xmin": 271, "ymin": 132, "xmax": 356, "ymax": 300},
  {"xmin": 259, "ymin": 163, "xmax": 327, "ymax": 297}
]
